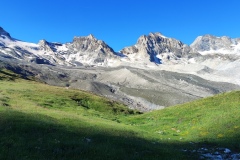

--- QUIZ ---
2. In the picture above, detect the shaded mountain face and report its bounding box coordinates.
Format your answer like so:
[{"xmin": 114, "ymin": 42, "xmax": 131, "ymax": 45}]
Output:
[
  {"xmin": 0, "ymin": 27, "xmax": 11, "ymax": 48},
  {"xmin": 191, "ymin": 35, "xmax": 240, "ymax": 54},
  {"xmin": 0, "ymin": 27, "xmax": 11, "ymax": 38},
  {"xmin": 120, "ymin": 32, "xmax": 198, "ymax": 64}
]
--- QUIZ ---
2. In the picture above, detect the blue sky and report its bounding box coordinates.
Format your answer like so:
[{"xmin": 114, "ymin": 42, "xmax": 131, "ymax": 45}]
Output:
[{"xmin": 1, "ymin": 0, "xmax": 240, "ymax": 51}]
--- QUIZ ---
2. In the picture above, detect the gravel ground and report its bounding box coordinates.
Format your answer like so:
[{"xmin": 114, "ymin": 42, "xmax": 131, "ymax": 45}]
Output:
[{"xmin": 1, "ymin": 57, "xmax": 240, "ymax": 112}]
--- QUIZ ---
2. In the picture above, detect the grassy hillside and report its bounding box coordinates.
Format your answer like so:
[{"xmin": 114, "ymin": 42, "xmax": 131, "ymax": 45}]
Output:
[
  {"xmin": 0, "ymin": 68, "xmax": 239, "ymax": 159},
  {"xmin": 125, "ymin": 91, "xmax": 240, "ymax": 149}
]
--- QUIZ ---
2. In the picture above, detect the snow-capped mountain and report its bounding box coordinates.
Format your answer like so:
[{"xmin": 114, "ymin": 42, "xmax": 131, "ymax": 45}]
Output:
[
  {"xmin": 1, "ymin": 26, "xmax": 240, "ymax": 68},
  {"xmin": 191, "ymin": 34, "xmax": 240, "ymax": 55},
  {"xmin": 0, "ymin": 27, "xmax": 119, "ymax": 66},
  {"xmin": 120, "ymin": 32, "xmax": 199, "ymax": 65},
  {"xmin": 0, "ymin": 27, "xmax": 201, "ymax": 67},
  {"xmin": 0, "ymin": 27, "xmax": 53, "ymax": 64}
]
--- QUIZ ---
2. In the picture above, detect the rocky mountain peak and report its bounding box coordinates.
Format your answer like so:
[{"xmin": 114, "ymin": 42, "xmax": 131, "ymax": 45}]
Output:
[
  {"xmin": 149, "ymin": 32, "xmax": 166, "ymax": 38},
  {"xmin": 0, "ymin": 27, "xmax": 11, "ymax": 38},
  {"xmin": 137, "ymin": 32, "xmax": 166, "ymax": 45},
  {"xmin": 73, "ymin": 34, "xmax": 97, "ymax": 43},
  {"xmin": 190, "ymin": 34, "xmax": 234, "ymax": 52},
  {"xmin": 87, "ymin": 34, "xmax": 95, "ymax": 40},
  {"xmin": 38, "ymin": 39, "xmax": 48, "ymax": 46},
  {"xmin": 38, "ymin": 39, "xmax": 56, "ymax": 53},
  {"xmin": 72, "ymin": 35, "xmax": 114, "ymax": 54},
  {"xmin": 121, "ymin": 32, "xmax": 194, "ymax": 64}
]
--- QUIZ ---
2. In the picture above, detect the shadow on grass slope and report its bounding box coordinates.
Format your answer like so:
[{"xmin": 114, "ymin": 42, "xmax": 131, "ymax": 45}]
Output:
[{"xmin": 0, "ymin": 109, "xmax": 200, "ymax": 160}]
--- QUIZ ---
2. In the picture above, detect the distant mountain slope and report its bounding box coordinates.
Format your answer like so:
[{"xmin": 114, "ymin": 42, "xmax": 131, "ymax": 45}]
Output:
[{"xmin": 191, "ymin": 34, "xmax": 240, "ymax": 55}]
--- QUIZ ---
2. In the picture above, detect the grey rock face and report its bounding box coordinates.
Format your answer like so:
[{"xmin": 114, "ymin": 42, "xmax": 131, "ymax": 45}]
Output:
[
  {"xmin": 71, "ymin": 34, "xmax": 114, "ymax": 54},
  {"xmin": 191, "ymin": 34, "xmax": 239, "ymax": 52},
  {"xmin": 121, "ymin": 32, "xmax": 196, "ymax": 64}
]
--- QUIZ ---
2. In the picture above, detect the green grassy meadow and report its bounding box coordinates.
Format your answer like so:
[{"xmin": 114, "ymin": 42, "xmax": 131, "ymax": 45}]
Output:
[{"xmin": 0, "ymin": 69, "xmax": 239, "ymax": 159}]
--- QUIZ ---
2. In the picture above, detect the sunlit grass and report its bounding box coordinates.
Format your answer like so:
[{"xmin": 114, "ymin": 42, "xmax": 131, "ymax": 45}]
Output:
[{"xmin": 124, "ymin": 91, "xmax": 240, "ymax": 150}]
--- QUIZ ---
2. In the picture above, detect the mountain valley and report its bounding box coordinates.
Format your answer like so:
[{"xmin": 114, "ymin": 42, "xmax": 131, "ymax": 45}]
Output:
[
  {"xmin": 1, "ymin": 26, "xmax": 240, "ymax": 111},
  {"xmin": 0, "ymin": 26, "xmax": 240, "ymax": 159}
]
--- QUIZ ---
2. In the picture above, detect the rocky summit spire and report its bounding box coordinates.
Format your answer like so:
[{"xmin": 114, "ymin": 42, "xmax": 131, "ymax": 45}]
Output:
[
  {"xmin": 0, "ymin": 27, "xmax": 11, "ymax": 38},
  {"xmin": 87, "ymin": 34, "xmax": 95, "ymax": 40}
]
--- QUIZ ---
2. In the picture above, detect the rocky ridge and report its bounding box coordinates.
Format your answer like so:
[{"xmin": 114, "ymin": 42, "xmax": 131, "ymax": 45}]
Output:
[{"xmin": 1, "ymin": 26, "xmax": 240, "ymax": 67}]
